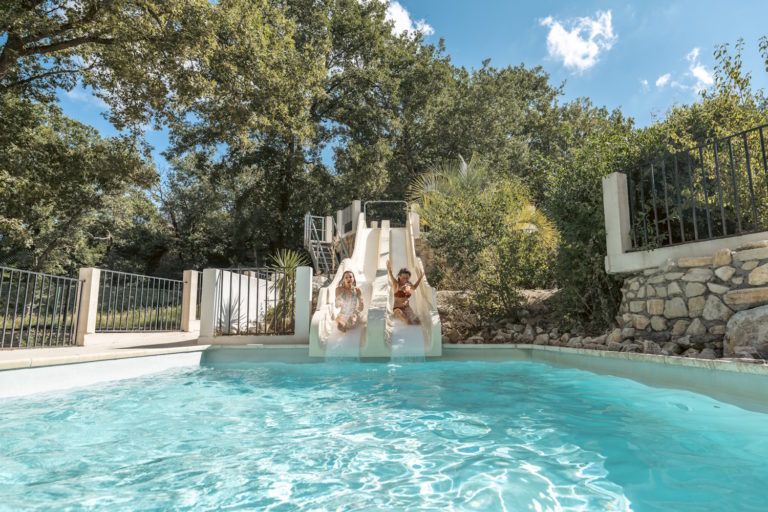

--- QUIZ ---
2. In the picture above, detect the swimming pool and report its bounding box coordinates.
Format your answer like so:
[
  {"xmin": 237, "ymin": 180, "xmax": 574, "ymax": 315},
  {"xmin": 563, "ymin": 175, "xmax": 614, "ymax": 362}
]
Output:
[{"xmin": 1, "ymin": 360, "xmax": 766, "ymax": 511}]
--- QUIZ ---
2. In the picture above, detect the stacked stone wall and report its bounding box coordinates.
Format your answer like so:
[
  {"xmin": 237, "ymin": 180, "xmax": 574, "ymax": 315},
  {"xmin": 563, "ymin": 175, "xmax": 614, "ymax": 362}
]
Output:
[{"xmin": 618, "ymin": 241, "xmax": 768, "ymax": 357}]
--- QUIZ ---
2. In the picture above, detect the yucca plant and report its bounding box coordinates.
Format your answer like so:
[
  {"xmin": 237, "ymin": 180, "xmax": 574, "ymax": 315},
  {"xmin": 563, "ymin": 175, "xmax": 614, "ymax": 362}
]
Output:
[{"xmin": 267, "ymin": 249, "xmax": 310, "ymax": 332}]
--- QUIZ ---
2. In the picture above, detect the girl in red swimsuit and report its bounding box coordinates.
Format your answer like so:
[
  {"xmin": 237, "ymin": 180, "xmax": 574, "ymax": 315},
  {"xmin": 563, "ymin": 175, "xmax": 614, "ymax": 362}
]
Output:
[{"xmin": 386, "ymin": 259, "xmax": 423, "ymax": 324}]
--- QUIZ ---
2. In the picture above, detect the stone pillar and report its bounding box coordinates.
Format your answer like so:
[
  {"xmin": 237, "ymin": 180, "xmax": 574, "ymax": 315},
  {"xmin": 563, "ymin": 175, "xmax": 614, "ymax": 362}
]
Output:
[
  {"xmin": 603, "ymin": 172, "xmax": 632, "ymax": 273},
  {"xmin": 181, "ymin": 270, "xmax": 199, "ymax": 332},
  {"xmin": 294, "ymin": 266, "xmax": 313, "ymax": 343},
  {"xmin": 199, "ymin": 268, "xmax": 219, "ymax": 341},
  {"xmin": 75, "ymin": 267, "xmax": 101, "ymax": 346}
]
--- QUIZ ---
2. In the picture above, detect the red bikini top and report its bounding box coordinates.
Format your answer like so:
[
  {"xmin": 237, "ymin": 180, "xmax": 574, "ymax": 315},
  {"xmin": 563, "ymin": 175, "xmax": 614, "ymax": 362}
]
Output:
[{"xmin": 395, "ymin": 288, "xmax": 411, "ymax": 298}]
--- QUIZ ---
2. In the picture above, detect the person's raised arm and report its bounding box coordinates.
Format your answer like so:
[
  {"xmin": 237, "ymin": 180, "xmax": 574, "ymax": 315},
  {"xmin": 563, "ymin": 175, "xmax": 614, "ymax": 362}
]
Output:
[
  {"xmin": 413, "ymin": 267, "xmax": 424, "ymax": 289},
  {"xmin": 386, "ymin": 259, "xmax": 397, "ymax": 286}
]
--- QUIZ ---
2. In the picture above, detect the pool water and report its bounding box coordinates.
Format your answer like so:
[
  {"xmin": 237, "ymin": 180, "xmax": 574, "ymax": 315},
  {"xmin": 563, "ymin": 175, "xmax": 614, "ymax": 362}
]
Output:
[{"xmin": 1, "ymin": 361, "xmax": 767, "ymax": 511}]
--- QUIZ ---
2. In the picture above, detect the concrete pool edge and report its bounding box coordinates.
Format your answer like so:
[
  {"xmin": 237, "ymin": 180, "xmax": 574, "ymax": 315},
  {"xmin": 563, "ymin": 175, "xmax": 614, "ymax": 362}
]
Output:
[{"xmin": 2, "ymin": 343, "xmax": 767, "ymax": 412}]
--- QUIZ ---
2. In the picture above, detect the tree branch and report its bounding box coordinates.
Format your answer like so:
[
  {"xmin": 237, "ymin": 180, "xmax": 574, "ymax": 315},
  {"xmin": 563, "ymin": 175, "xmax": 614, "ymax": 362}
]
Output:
[{"xmin": 22, "ymin": 35, "xmax": 115, "ymax": 57}]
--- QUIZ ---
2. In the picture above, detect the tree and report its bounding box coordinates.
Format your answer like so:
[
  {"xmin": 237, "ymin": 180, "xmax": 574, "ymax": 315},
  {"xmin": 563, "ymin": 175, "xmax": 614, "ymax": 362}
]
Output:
[{"xmin": 0, "ymin": 92, "xmax": 154, "ymax": 273}]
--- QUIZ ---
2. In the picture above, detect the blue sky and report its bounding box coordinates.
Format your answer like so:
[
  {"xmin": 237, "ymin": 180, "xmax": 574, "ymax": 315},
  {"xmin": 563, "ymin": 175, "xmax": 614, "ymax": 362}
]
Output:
[{"xmin": 57, "ymin": 1, "xmax": 768, "ymax": 173}]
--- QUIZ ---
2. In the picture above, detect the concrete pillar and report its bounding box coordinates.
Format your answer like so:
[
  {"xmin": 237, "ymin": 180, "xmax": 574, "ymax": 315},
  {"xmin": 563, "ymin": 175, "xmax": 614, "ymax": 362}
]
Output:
[
  {"xmin": 410, "ymin": 204, "xmax": 421, "ymax": 239},
  {"xmin": 336, "ymin": 210, "xmax": 344, "ymax": 236},
  {"xmin": 181, "ymin": 270, "xmax": 199, "ymax": 332},
  {"xmin": 293, "ymin": 266, "xmax": 313, "ymax": 343},
  {"xmin": 199, "ymin": 268, "xmax": 220, "ymax": 341},
  {"xmin": 352, "ymin": 200, "xmax": 362, "ymax": 231},
  {"xmin": 324, "ymin": 215, "xmax": 333, "ymax": 243},
  {"xmin": 75, "ymin": 267, "xmax": 101, "ymax": 346},
  {"xmin": 602, "ymin": 172, "xmax": 632, "ymax": 272}
]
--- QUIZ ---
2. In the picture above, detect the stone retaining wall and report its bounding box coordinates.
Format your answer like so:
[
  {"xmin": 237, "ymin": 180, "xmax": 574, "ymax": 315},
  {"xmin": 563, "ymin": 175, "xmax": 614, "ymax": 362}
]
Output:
[{"xmin": 618, "ymin": 241, "xmax": 768, "ymax": 358}]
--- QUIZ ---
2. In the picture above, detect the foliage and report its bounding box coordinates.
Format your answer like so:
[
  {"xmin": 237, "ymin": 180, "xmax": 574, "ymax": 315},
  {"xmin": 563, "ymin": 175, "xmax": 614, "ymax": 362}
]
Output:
[
  {"xmin": 413, "ymin": 158, "xmax": 559, "ymax": 317},
  {"xmin": 268, "ymin": 248, "xmax": 311, "ymax": 331},
  {"xmin": 0, "ymin": 92, "xmax": 155, "ymax": 274}
]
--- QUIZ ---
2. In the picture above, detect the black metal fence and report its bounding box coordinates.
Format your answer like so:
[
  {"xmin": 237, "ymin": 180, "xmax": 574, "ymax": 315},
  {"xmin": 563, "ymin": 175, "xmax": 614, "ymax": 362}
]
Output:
[
  {"xmin": 626, "ymin": 124, "xmax": 768, "ymax": 251},
  {"xmin": 214, "ymin": 267, "xmax": 294, "ymax": 336},
  {"xmin": 96, "ymin": 270, "xmax": 183, "ymax": 332},
  {"xmin": 196, "ymin": 271, "xmax": 203, "ymax": 320},
  {"xmin": 0, "ymin": 267, "xmax": 81, "ymax": 349}
]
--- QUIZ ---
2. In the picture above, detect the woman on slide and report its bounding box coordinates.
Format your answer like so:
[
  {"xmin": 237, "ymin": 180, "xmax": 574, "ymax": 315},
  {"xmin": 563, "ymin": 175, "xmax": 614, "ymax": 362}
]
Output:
[
  {"xmin": 386, "ymin": 260, "xmax": 423, "ymax": 325},
  {"xmin": 335, "ymin": 271, "xmax": 364, "ymax": 332}
]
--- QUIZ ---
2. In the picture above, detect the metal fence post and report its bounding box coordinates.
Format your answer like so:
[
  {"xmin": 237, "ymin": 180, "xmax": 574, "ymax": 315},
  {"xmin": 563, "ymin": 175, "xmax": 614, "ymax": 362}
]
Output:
[
  {"xmin": 181, "ymin": 270, "xmax": 199, "ymax": 332},
  {"xmin": 293, "ymin": 266, "xmax": 313, "ymax": 343},
  {"xmin": 75, "ymin": 267, "xmax": 101, "ymax": 346}
]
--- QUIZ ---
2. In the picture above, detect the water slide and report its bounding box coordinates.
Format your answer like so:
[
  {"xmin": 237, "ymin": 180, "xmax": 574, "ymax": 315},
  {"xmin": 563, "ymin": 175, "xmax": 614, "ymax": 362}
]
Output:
[{"xmin": 309, "ymin": 212, "xmax": 441, "ymax": 358}]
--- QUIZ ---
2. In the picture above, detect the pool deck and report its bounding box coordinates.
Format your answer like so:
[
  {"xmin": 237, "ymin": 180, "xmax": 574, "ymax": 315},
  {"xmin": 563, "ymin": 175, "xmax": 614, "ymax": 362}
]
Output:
[{"xmin": 0, "ymin": 330, "xmax": 208, "ymax": 371}]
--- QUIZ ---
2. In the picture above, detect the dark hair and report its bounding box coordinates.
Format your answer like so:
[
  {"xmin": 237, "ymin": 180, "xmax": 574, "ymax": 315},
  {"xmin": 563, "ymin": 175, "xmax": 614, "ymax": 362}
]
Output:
[
  {"xmin": 339, "ymin": 271, "xmax": 356, "ymax": 287},
  {"xmin": 397, "ymin": 268, "xmax": 411, "ymax": 279}
]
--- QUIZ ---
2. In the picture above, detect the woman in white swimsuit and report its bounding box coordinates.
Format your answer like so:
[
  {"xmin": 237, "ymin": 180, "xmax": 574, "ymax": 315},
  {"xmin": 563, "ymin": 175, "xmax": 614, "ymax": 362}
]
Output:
[{"xmin": 335, "ymin": 271, "xmax": 363, "ymax": 332}]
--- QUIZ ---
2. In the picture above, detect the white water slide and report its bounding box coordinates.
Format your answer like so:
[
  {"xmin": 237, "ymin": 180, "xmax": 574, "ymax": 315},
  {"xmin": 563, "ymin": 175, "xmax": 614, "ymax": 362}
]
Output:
[{"xmin": 309, "ymin": 212, "xmax": 441, "ymax": 359}]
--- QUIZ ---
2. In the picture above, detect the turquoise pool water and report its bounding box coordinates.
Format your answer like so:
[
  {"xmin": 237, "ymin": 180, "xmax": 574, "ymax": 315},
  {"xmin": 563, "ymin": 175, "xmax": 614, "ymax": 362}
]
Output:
[{"xmin": 1, "ymin": 361, "xmax": 766, "ymax": 511}]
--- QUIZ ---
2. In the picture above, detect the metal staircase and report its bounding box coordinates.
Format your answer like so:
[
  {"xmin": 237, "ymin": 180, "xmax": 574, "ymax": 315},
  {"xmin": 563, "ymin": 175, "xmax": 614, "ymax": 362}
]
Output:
[{"xmin": 304, "ymin": 214, "xmax": 349, "ymax": 275}]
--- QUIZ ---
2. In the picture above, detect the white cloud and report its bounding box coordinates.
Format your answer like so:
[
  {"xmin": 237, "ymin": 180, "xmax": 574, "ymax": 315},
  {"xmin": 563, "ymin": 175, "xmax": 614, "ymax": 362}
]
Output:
[
  {"xmin": 64, "ymin": 87, "xmax": 108, "ymax": 108},
  {"xmin": 686, "ymin": 47, "xmax": 714, "ymax": 93},
  {"xmin": 655, "ymin": 73, "xmax": 671, "ymax": 88},
  {"xmin": 386, "ymin": 1, "xmax": 434, "ymax": 37},
  {"xmin": 641, "ymin": 79, "xmax": 649, "ymax": 89},
  {"xmin": 540, "ymin": 10, "xmax": 616, "ymax": 72}
]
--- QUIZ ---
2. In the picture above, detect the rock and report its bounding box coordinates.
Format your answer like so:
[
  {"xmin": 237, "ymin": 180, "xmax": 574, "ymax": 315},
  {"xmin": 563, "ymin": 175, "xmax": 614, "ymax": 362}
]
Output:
[
  {"xmin": 671, "ymin": 319, "xmax": 690, "ymax": 336},
  {"xmin": 608, "ymin": 328, "xmax": 622, "ymax": 343},
  {"xmin": 713, "ymin": 248, "xmax": 732, "ymax": 267},
  {"xmin": 632, "ymin": 314, "xmax": 650, "ymax": 330},
  {"xmin": 661, "ymin": 341, "xmax": 682, "ymax": 355},
  {"xmin": 708, "ymin": 324, "xmax": 726, "ymax": 335},
  {"xmin": 647, "ymin": 331, "xmax": 671, "ymax": 343},
  {"xmin": 643, "ymin": 268, "xmax": 658, "ymax": 276},
  {"xmin": 535, "ymin": 326, "xmax": 544, "ymax": 334},
  {"xmin": 682, "ymin": 268, "xmax": 713, "ymax": 282},
  {"xmin": 593, "ymin": 334, "xmax": 607, "ymax": 344},
  {"xmin": 622, "ymin": 343, "xmax": 643, "ymax": 353},
  {"xmin": 724, "ymin": 287, "xmax": 768, "ymax": 308},
  {"xmin": 560, "ymin": 333, "xmax": 570, "ymax": 343},
  {"xmin": 702, "ymin": 295, "xmax": 733, "ymax": 321},
  {"xmin": 650, "ymin": 316, "xmax": 667, "ymax": 331},
  {"xmin": 629, "ymin": 281, "xmax": 641, "ymax": 291},
  {"xmin": 655, "ymin": 286, "xmax": 668, "ymax": 298},
  {"xmin": 467, "ymin": 335, "xmax": 484, "ymax": 343},
  {"xmin": 698, "ymin": 348, "xmax": 717, "ymax": 359},
  {"xmin": 621, "ymin": 327, "xmax": 635, "ymax": 340},
  {"xmin": 732, "ymin": 345, "xmax": 760, "ymax": 359},
  {"xmin": 757, "ymin": 343, "xmax": 768, "ymax": 359},
  {"xmin": 629, "ymin": 301, "xmax": 646, "ymax": 313},
  {"xmin": 646, "ymin": 285, "xmax": 656, "ymax": 297},
  {"xmin": 570, "ymin": 336, "xmax": 583, "ymax": 346},
  {"xmin": 734, "ymin": 247, "xmax": 768, "ymax": 262},
  {"xmin": 664, "ymin": 297, "xmax": 688, "ymax": 318},
  {"xmin": 637, "ymin": 286, "xmax": 647, "ymax": 299},
  {"xmin": 647, "ymin": 299, "xmax": 665, "ymax": 315},
  {"xmin": 707, "ymin": 282, "xmax": 729, "ymax": 294},
  {"xmin": 741, "ymin": 260, "xmax": 759, "ymax": 271},
  {"xmin": 736, "ymin": 240, "xmax": 768, "ymax": 250},
  {"xmin": 687, "ymin": 296, "xmax": 706, "ymax": 318},
  {"xmin": 714, "ymin": 266, "xmax": 736, "ymax": 282},
  {"xmin": 534, "ymin": 334, "xmax": 549, "ymax": 345},
  {"xmin": 676, "ymin": 335, "xmax": 692, "ymax": 348},
  {"xmin": 686, "ymin": 318, "xmax": 707, "ymax": 336},
  {"xmin": 606, "ymin": 341, "xmax": 623, "ymax": 351},
  {"xmin": 682, "ymin": 348, "xmax": 701, "ymax": 358},
  {"xmin": 748, "ymin": 264, "xmax": 768, "ymax": 285},
  {"xmin": 664, "ymin": 272, "xmax": 684, "ymax": 280},
  {"xmin": 648, "ymin": 275, "xmax": 666, "ymax": 284},
  {"xmin": 732, "ymin": 276, "xmax": 744, "ymax": 285},
  {"xmin": 678, "ymin": 256, "xmax": 712, "ymax": 268},
  {"xmin": 667, "ymin": 282, "xmax": 682, "ymax": 296},
  {"xmin": 684, "ymin": 283, "xmax": 707, "ymax": 297},
  {"xmin": 518, "ymin": 309, "xmax": 530, "ymax": 317},
  {"xmin": 567, "ymin": 339, "xmax": 583, "ymax": 349},
  {"xmin": 723, "ymin": 305, "xmax": 768, "ymax": 356},
  {"xmin": 642, "ymin": 340, "xmax": 662, "ymax": 355}
]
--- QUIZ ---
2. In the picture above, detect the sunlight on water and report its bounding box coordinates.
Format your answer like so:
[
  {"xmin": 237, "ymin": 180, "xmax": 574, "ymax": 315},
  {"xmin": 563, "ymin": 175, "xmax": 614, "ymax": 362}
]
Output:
[{"xmin": 1, "ymin": 361, "xmax": 767, "ymax": 511}]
